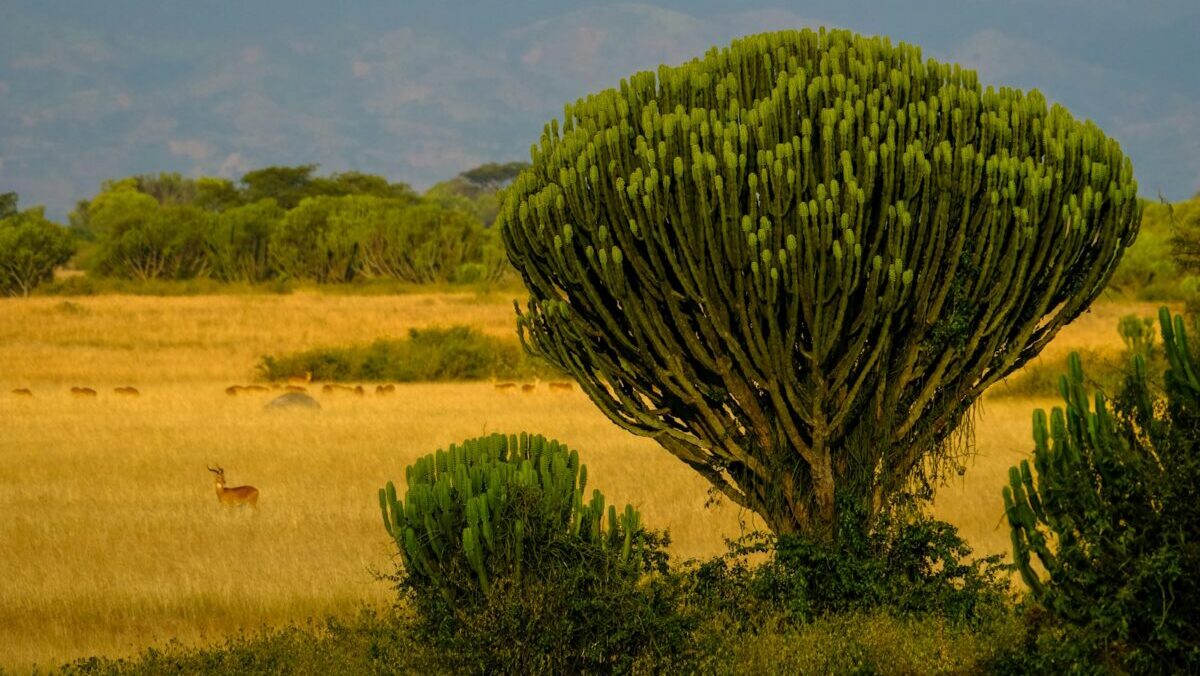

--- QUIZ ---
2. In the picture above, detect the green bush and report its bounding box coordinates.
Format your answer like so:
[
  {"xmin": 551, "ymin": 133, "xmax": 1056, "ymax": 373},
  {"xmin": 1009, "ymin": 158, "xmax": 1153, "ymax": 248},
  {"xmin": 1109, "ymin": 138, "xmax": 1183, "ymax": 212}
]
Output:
[
  {"xmin": 1002, "ymin": 307, "xmax": 1200, "ymax": 673},
  {"xmin": 0, "ymin": 206, "xmax": 75, "ymax": 296},
  {"xmin": 686, "ymin": 495, "xmax": 1009, "ymax": 629},
  {"xmin": 57, "ymin": 608, "xmax": 446, "ymax": 676},
  {"xmin": 258, "ymin": 325, "xmax": 563, "ymax": 382},
  {"xmin": 379, "ymin": 432, "xmax": 690, "ymax": 674}
]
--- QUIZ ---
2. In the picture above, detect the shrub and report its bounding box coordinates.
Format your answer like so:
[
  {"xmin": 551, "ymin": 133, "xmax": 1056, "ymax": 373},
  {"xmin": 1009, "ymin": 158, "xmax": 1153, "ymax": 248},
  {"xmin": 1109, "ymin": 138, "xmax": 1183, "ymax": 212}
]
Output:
[
  {"xmin": 0, "ymin": 206, "xmax": 75, "ymax": 296},
  {"xmin": 58, "ymin": 608, "xmax": 446, "ymax": 676},
  {"xmin": 378, "ymin": 432, "xmax": 689, "ymax": 674},
  {"xmin": 258, "ymin": 325, "xmax": 563, "ymax": 382},
  {"xmin": 685, "ymin": 495, "xmax": 1009, "ymax": 629},
  {"xmin": 1002, "ymin": 307, "xmax": 1200, "ymax": 673}
]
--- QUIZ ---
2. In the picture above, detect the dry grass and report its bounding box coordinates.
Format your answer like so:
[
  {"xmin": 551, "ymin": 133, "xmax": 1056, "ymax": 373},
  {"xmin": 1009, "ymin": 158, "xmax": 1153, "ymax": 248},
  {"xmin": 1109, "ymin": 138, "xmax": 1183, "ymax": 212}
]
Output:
[{"xmin": 0, "ymin": 292, "xmax": 1140, "ymax": 672}]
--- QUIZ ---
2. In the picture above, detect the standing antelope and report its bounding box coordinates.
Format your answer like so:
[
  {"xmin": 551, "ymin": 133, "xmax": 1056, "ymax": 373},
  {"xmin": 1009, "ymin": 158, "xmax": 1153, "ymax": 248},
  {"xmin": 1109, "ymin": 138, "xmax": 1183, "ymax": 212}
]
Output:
[{"xmin": 207, "ymin": 466, "xmax": 260, "ymax": 509}]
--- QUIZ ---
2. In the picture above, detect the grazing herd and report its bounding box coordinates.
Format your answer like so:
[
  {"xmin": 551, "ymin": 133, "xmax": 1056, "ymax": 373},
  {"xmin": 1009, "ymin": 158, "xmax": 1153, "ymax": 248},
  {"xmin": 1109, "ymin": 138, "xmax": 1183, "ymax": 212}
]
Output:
[{"xmin": 10, "ymin": 380, "xmax": 574, "ymax": 398}]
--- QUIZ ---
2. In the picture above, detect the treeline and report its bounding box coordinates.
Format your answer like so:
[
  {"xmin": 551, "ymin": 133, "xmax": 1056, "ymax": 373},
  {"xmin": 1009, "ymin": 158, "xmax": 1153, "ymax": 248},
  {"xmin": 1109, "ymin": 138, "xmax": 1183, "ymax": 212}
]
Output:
[{"xmin": 60, "ymin": 163, "xmax": 527, "ymax": 285}]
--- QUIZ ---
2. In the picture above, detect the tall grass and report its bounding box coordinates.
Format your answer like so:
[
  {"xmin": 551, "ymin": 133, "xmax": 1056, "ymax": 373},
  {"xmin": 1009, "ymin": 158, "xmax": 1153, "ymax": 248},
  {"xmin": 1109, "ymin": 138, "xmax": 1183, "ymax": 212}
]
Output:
[{"xmin": 0, "ymin": 292, "xmax": 1142, "ymax": 672}]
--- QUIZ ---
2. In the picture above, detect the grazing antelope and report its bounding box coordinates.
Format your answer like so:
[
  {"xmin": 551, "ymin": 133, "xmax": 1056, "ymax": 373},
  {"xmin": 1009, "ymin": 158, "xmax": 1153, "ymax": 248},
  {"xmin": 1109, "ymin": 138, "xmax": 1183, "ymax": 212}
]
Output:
[
  {"xmin": 12, "ymin": 388, "xmax": 33, "ymax": 397},
  {"xmin": 114, "ymin": 386, "xmax": 140, "ymax": 396},
  {"xmin": 353, "ymin": 385, "xmax": 365, "ymax": 396},
  {"xmin": 207, "ymin": 466, "xmax": 259, "ymax": 509},
  {"xmin": 286, "ymin": 371, "xmax": 312, "ymax": 387},
  {"xmin": 70, "ymin": 387, "xmax": 97, "ymax": 397},
  {"xmin": 375, "ymin": 384, "xmax": 396, "ymax": 395},
  {"xmin": 225, "ymin": 385, "xmax": 243, "ymax": 396},
  {"xmin": 285, "ymin": 385, "xmax": 308, "ymax": 393},
  {"xmin": 494, "ymin": 382, "xmax": 517, "ymax": 392},
  {"xmin": 520, "ymin": 383, "xmax": 536, "ymax": 394},
  {"xmin": 548, "ymin": 381, "xmax": 574, "ymax": 392}
]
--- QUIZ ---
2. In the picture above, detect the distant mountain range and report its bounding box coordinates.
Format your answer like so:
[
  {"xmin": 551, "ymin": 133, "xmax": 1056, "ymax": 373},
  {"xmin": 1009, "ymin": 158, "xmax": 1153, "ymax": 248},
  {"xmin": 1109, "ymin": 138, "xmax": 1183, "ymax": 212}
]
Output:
[{"xmin": 2, "ymin": 1, "xmax": 1197, "ymax": 221}]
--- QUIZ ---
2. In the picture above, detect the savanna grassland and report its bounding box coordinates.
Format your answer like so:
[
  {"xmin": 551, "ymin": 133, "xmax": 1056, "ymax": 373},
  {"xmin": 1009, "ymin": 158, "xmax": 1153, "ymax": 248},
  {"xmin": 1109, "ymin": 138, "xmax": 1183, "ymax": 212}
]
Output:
[{"xmin": 0, "ymin": 291, "xmax": 1170, "ymax": 672}]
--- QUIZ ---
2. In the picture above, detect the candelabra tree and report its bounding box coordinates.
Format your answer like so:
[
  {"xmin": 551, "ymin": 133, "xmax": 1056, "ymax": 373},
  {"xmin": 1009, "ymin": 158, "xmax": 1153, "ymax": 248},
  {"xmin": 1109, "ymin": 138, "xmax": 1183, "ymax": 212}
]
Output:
[{"xmin": 500, "ymin": 28, "xmax": 1141, "ymax": 538}]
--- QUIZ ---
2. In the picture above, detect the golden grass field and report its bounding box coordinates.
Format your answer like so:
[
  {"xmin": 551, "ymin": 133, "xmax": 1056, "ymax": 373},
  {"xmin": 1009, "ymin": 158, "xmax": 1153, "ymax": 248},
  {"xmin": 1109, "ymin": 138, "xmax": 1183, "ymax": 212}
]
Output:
[{"xmin": 0, "ymin": 291, "xmax": 1168, "ymax": 672}]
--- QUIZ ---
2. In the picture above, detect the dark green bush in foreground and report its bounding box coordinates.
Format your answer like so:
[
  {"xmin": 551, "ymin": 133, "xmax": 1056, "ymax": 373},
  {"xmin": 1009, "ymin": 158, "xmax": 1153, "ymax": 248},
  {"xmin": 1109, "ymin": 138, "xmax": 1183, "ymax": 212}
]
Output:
[
  {"xmin": 1000, "ymin": 307, "xmax": 1200, "ymax": 673},
  {"xmin": 686, "ymin": 495, "xmax": 1010, "ymax": 630},
  {"xmin": 379, "ymin": 432, "xmax": 690, "ymax": 674},
  {"xmin": 258, "ymin": 325, "xmax": 563, "ymax": 382}
]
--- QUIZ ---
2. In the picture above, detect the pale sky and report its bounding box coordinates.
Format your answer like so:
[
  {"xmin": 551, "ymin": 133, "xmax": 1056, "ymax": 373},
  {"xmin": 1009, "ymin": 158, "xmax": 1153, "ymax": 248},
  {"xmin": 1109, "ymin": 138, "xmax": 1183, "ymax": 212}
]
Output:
[{"xmin": 2, "ymin": 1, "xmax": 1198, "ymax": 220}]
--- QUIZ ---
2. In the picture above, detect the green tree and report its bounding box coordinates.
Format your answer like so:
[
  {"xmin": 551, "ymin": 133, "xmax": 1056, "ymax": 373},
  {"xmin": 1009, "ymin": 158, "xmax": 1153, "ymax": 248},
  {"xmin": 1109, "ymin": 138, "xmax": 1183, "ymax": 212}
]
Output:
[
  {"xmin": 0, "ymin": 207, "xmax": 75, "ymax": 296},
  {"xmin": 268, "ymin": 196, "xmax": 360, "ymax": 282},
  {"xmin": 241, "ymin": 165, "xmax": 319, "ymax": 209},
  {"xmin": 195, "ymin": 177, "xmax": 244, "ymax": 211},
  {"xmin": 500, "ymin": 29, "xmax": 1142, "ymax": 537},
  {"xmin": 133, "ymin": 172, "xmax": 199, "ymax": 205},
  {"xmin": 89, "ymin": 183, "xmax": 213, "ymax": 280},
  {"xmin": 0, "ymin": 192, "xmax": 18, "ymax": 219},
  {"xmin": 208, "ymin": 199, "xmax": 284, "ymax": 282}
]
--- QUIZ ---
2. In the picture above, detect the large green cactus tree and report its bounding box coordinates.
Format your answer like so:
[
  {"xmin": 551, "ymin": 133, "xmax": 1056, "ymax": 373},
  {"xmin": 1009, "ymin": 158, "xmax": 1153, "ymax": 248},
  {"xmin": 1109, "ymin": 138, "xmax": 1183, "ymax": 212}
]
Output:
[{"xmin": 500, "ymin": 29, "xmax": 1141, "ymax": 538}]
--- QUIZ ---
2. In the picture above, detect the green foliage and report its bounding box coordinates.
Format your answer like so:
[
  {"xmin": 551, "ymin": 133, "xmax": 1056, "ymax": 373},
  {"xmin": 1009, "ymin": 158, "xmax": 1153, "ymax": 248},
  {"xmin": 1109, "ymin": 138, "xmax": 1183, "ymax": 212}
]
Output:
[
  {"xmin": 57, "ymin": 608, "xmax": 447, "ymax": 676},
  {"xmin": 207, "ymin": 199, "xmax": 284, "ymax": 283},
  {"xmin": 1108, "ymin": 196, "xmax": 1200, "ymax": 300},
  {"xmin": 0, "ymin": 206, "xmax": 75, "ymax": 296},
  {"xmin": 1003, "ymin": 307, "xmax": 1200, "ymax": 673},
  {"xmin": 0, "ymin": 191, "xmax": 18, "ymax": 219},
  {"xmin": 87, "ymin": 183, "xmax": 214, "ymax": 280},
  {"xmin": 501, "ymin": 27, "xmax": 1142, "ymax": 537},
  {"xmin": 267, "ymin": 195, "xmax": 360, "ymax": 282},
  {"xmin": 686, "ymin": 496, "xmax": 1008, "ymax": 628},
  {"xmin": 258, "ymin": 325, "xmax": 563, "ymax": 382},
  {"xmin": 379, "ymin": 432, "xmax": 686, "ymax": 674},
  {"xmin": 686, "ymin": 608, "xmax": 1023, "ymax": 675}
]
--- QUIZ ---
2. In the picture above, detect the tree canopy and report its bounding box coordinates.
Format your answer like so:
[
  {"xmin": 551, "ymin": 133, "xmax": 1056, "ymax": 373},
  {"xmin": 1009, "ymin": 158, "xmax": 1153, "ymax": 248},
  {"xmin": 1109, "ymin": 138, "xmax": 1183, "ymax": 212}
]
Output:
[{"xmin": 501, "ymin": 28, "xmax": 1142, "ymax": 537}]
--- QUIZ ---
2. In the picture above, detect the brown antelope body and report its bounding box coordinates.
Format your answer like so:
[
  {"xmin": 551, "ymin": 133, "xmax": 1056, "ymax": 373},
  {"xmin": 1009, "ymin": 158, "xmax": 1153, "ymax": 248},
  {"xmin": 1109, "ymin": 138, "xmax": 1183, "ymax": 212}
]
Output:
[
  {"xmin": 520, "ymin": 383, "xmax": 536, "ymax": 393},
  {"xmin": 114, "ymin": 386, "xmax": 140, "ymax": 396},
  {"xmin": 208, "ymin": 466, "xmax": 259, "ymax": 509},
  {"xmin": 375, "ymin": 384, "xmax": 396, "ymax": 395},
  {"xmin": 494, "ymin": 382, "xmax": 517, "ymax": 392},
  {"xmin": 548, "ymin": 382, "xmax": 573, "ymax": 392},
  {"xmin": 70, "ymin": 387, "xmax": 97, "ymax": 397},
  {"xmin": 12, "ymin": 388, "xmax": 33, "ymax": 397}
]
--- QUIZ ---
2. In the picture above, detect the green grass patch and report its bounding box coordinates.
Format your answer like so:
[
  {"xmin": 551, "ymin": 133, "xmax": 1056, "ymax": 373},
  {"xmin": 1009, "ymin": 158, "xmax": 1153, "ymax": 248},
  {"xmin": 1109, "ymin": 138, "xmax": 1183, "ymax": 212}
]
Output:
[{"xmin": 258, "ymin": 326, "xmax": 563, "ymax": 382}]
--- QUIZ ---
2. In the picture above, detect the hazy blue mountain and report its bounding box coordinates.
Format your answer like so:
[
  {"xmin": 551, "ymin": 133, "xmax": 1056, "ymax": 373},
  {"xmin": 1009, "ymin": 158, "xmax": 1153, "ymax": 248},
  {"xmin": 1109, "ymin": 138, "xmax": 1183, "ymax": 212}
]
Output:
[{"xmin": 1, "ymin": 1, "xmax": 1197, "ymax": 220}]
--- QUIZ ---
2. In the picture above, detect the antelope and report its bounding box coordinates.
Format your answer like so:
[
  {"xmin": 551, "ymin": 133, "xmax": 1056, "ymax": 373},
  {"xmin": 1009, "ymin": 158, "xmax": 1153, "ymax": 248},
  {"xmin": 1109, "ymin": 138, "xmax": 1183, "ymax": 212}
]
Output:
[
  {"xmin": 70, "ymin": 387, "xmax": 97, "ymax": 397},
  {"xmin": 225, "ymin": 385, "xmax": 243, "ymax": 396},
  {"xmin": 548, "ymin": 381, "xmax": 573, "ymax": 392},
  {"xmin": 520, "ymin": 383, "xmax": 536, "ymax": 394},
  {"xmin": 375, "ymin": 384, "xmax": 396, "ymax": 395},
  {"xmin": 286, "ymin": 371, "xmax": 312, "ymax": 387},
  {"xmin": 494, "ymin": 382, "xmax": 517, "ymax": 392},
  {"xmin": 207, "ymin": 466, "xmax": 259, "ymax": 509},
  {"xmin": 12, "ymin": 388, "xmax": 33, "ymax": 396},
  {"xmin": 114, "ymin": 386, "xmax": 140, "ymax": 396},
  {"xmin": 243, "ymin": 385, "xmax": 270, "ymax": 392},
  {"xmin": 353, "ymin": 385, "xmax": 365, "ymax": 396},
  {"xmin": 321, "ymin": 384, "xmax": 335, "ymax": 394}
]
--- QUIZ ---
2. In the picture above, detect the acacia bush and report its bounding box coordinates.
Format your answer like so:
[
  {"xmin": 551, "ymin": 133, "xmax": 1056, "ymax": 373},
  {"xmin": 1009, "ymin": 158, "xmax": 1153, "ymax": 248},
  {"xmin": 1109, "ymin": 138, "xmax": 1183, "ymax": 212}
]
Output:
[
  {"xmin": 685, "ymin": 496, "xmax": 1008, "ymax": 629},
  {"xmin": 258, "ymin": 326, "xmax": 564, "ymax": 382},
  {"xmin": 0, "ymin": 206, "xmax": 75, "ymax": 296}
]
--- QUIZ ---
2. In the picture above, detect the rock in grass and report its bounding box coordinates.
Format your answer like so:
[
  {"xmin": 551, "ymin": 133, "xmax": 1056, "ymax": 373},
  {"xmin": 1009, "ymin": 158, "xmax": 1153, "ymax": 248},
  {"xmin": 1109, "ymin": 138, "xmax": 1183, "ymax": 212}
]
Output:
[{"xmin": 264, "ymin": 392, "xmax": 321, "ymax": 410}]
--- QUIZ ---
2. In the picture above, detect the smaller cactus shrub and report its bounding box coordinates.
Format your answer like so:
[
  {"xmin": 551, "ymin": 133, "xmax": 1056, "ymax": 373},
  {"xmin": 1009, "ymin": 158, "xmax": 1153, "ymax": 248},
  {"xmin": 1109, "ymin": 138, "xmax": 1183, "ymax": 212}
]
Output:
[
  {"xmin": 1001, "ymin": 307, "xmax": 1200, "ymax": 673},
  {"xmin": 379, "ymin": 432, "xmax": 690, "ymax": 674}
]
